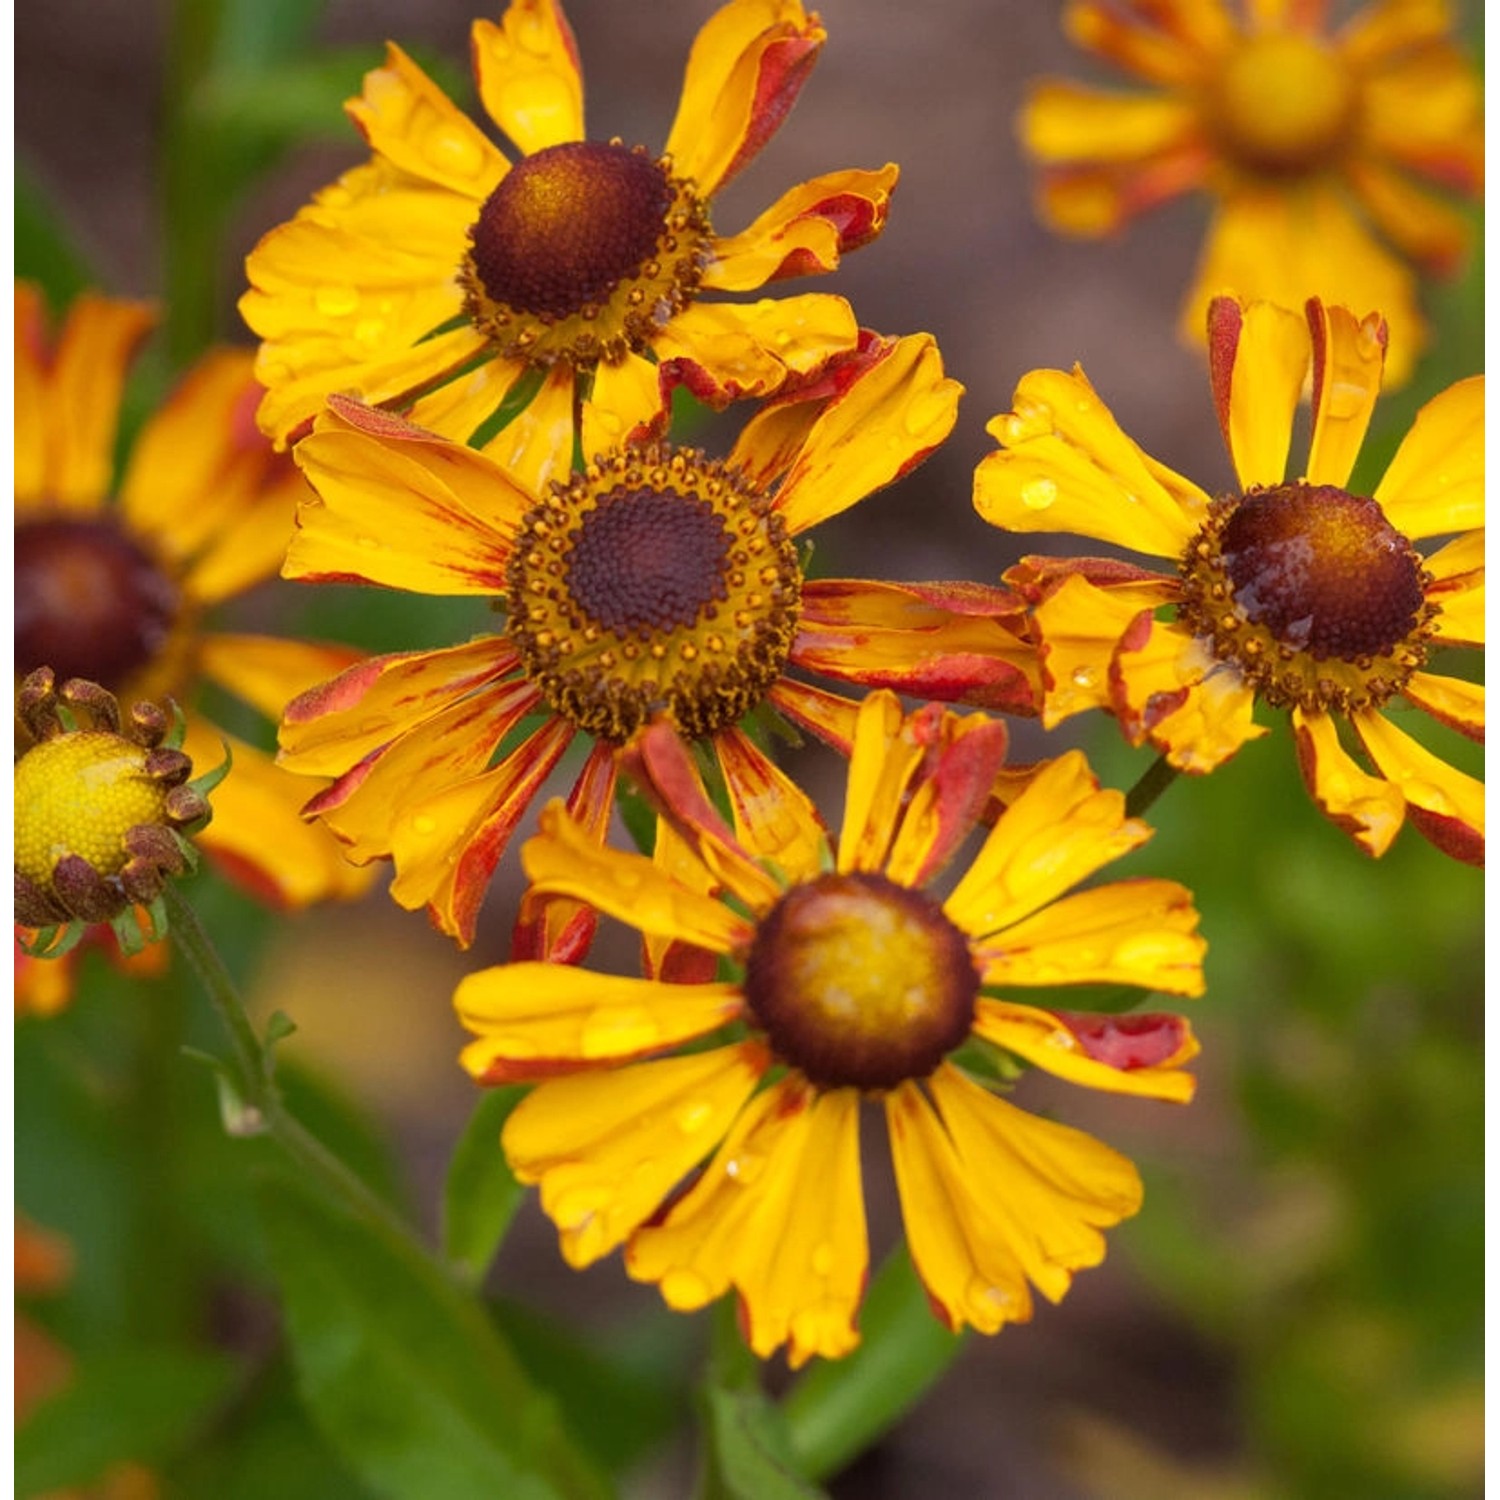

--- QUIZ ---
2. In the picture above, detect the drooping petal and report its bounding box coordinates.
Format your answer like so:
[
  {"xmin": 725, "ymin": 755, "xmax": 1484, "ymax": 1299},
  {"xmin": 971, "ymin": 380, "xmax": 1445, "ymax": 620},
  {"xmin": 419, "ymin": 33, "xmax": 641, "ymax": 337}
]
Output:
[
  {"xmin": 456, "ymin": 964, "xmax": 744, "ymax": 1082},
  {"xmin": 665, "ymin": 0, "xmax": 826, "ymax": 196},
  {"xmin": 1305, "ymin": 300, "xmax": 1388, "ymax": 489},
  {"xmin": 1374, "ymin": 375, "xmax": 1483, "ymax": 539},
  {"xmin": 472, "ymin": 1, "xmax": 585, "ymax": 156},
  {"xmin": 346, "ymin": 43, "xmax": 506, "ymax": 195},
  {"xmin": 497, "ymin": 1043, "xmax": 766, "ymax": 1268},
  {"xmin": 278, "ymin": 638, "xmax": 521, "ymax": 777},
  {"xmin": 198, "ymin": 634, "xmax": 365, "ymax": 723},
  {"xmin": 790, "ymin": 579, "xmax": 1041, "ymax": 716},
  {"xmin": 972, "ymin": 879, "xmax": 1205, "ymax": 997},
  {"xmin": 1403, "ymin": 673, "xmax": 1483, "ymax": 743},
  {"xmin": 627, "ymin": 1078, "xmax": 868, "ymax": 1369},
  {"xmin": 703, "ymin": 165, "xmax": 900, "ymax": 291},
  {"xmin": 1290, "ymin": 706, "xmax": 1407, "ymax": 857},
  {"xmin": 182, "ymin": 721, "xmax": 372, "ymax": 909},
  {"xmin": 584, "ymin": 350, "xmax": 666, "ymax": 457},
  {"xmin": 1353, "ymin": 706, "xmax": 1484, "ymax": 864},
  {"xmin": 522, "ymin": 799, "xmax": 755, "ymax": 955},
  {"xmin": 771, "ymin": 332, "xmax": 961, "ymax": 536},
  {"xmin": 38, "ymin": 294, "xmax": 156, "ymax": 513},
  {"xmin": 1188, "ymin": 188, "xmax": 1422, "ymax": 389},
  {"xmin": 654, "ymin": 293, "xmax": 859, "ymax": 411},
  {"xmin": 714, "ymin": 726, "xmax": 828, "ymax": 885},
  {"xmin": 888, "ymin": 1067, "xmax": 1141, "ymax": 1333},
  {"xmin": 976, "ymin": 366, "xmax": 1206, "ymax": 558},
  {"xmin": 973, "ymin": 1002, "xmax": 1199, "ymax": 1103},
  {"xmin": 945, "ymin": 750, "xmax": 1150, "ymax": 940},
  {"xmin": 1206, "ymin": 295, "xmax": 1309, "ymax": 490}
]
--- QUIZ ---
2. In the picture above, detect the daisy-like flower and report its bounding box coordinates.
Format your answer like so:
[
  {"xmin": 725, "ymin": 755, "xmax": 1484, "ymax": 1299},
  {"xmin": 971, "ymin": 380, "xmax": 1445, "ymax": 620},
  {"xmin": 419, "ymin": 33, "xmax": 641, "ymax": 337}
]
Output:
[
  {"xmin": 454, "ymin": 690, "xmax": 1205, "ymax": 1366},
  {"xmin": 240, "ymin": 0, "xmax": 896, "ymax": 485},
  {"xmin": 1021, "ymin": 0, "xmax": 1483, "ymax": 385},
  {"xmin": 15, "ymin": 286, "xmax": 372, "ymax": 914},
  {"xmin": 974, "ymin": 295, "xmax": 1483, "ymax": 864},
  {"xmin": 276, "ymin": 332, "xmax": 1039, "ymax": 951}
]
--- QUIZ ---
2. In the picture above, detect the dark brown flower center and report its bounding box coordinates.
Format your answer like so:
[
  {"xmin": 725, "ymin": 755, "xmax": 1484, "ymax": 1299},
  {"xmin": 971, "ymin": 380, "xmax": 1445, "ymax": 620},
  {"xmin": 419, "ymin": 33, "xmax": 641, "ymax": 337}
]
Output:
[
  {"xmin": 565, "ymin": 488, "xmax": 732, "ymax": 636},
  {"xmin": 1220, "ymin": 484, "xmax": 1425, "ymax": 661},
  {"xmin": 15, "ymin": 517, "xmax": 180, "ymax": 693},
  {"xmin": 470, "ymin": 141, "xmax": 674, "ymax": 319},
  {"xmin": 743, "ymin": 872, "xmax": 980, "ymax": 1092}
]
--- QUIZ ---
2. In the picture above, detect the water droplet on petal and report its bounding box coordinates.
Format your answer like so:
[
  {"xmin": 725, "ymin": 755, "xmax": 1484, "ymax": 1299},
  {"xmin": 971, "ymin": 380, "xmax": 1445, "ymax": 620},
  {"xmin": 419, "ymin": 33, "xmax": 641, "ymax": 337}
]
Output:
[
  {"xmin": 411, "ymin": 813, "xmax": 438, "ymax": 836},
  {"xmin": 676, "ymin": 1100, "xmax": 714, "ymax": 1134},
  {"xmin": 811, "ymin": 1242, "xmax": 836, "ymax": 1277},
  {"xmin": 580, "ymin": 1005, "xmax": 660, "ymax": 1058},
  {"xmin": 1070, "ymin": 664, "xmax": 1097, "ymax": 689},
  {"xmin": 1021, "ymin": 477, "xmax": 1058, "ymax": 511},
  {"xmin": 424, "ymin": 128, "xmax": 486, "ymax": 180},
  {"xmin": 315, "ymin": 285, "xmax": 359, "ymax": 318}
]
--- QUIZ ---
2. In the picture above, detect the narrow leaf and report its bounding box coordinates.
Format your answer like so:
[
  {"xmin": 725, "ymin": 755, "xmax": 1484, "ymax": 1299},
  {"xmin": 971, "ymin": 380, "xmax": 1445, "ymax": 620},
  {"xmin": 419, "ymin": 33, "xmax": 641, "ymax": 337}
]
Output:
[{"xmin": 443, "ymin": 1086, "xmax": 527, "ymax": 1286}]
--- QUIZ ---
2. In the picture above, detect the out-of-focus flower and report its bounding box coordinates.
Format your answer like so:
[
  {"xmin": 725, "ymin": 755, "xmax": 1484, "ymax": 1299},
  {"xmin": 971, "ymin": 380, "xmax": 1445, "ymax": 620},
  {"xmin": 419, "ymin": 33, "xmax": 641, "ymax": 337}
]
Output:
[
  {"xmin": 241, "ymin": 0, "xmax": 896, "ymax": 483},
  {"xmin": 1020, "ymin": 0, "xmax": 1483, "ymax": 385},
  {"xmin": 14, "ymin": 286, "xmax": 372, "ymax": 917},
  {"xmin": 455, "ymin": 690, "xmax": 1204, "ymax": 1367},
  {"xmin": 14, "ymin": 671, "xmax": 224, "ymax": 956},
  {"xmin": 974, "ymin": 295, "xmax": 1483, "ymax": 864},
  {"xmin": 14, "ymin": 922, "xmax": 167, "ymax": 1019},
  {"xmin": 277, "ymin": 333, "xmax": 1038, "ymax": 950}
]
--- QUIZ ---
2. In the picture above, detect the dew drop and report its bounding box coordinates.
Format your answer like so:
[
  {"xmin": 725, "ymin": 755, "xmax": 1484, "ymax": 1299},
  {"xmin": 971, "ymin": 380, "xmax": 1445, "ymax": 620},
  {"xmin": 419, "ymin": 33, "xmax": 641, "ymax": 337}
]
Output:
[
  {"xmin": 423, "ymin": 128, "xmax": 486, "ymax": 180},
  {"xmin": 411, "ymin": 813, "xmax": 438, "ymax": 835},
  {"xmin": 1020, "ymin": 477, "xmax": 1058, "ymax": 511},
  {"xmin": 1070, "ymin": 664, "xmax": 1097, "ymax": 689},
  {"xmin": 580, "ymin": 1005, "xmax": 660, "ymax": 1058},
  {"xmin": 315, "ymin": 285, "xmax": 359, "ymax": 317},
  {"xmin": 676, "ymin": 1100, "xmax": 714, "ymax": 1134},
  {"xmin": 810, "ymin": 1242, "xmax": 836, "ymax": 1277},
  {"xmin": 1325, "ymin": 377, "xmax": 1372, "ymax": 420}
]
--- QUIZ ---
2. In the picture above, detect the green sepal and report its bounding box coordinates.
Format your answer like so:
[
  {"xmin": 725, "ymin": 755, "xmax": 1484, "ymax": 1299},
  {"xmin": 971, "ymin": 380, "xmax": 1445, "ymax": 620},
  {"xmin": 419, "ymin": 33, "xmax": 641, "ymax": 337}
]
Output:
[{"xmin": 16, "ymin": 922, "xmax": 85, "ymax": 961}]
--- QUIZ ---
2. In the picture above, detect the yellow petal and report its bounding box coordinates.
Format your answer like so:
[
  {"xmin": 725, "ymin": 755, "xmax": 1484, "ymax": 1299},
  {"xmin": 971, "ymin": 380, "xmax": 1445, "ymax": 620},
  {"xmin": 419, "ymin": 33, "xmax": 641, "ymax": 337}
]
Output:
[
  {"xmin": 498, "ymin": 1044, "xmax": 765, "ymax": 1268},
  {"xmin": 1206, "ymin": 296, "xmax": 1309, "ymax": 491},
  {"xmin": 665, "ymin": 0, "xmax": 825, "ymax": 196},
  {"xmin": 1061, "ymin": 2, "xmax": 1221, "ymax": 87},
  {"xmin": 456, "ymin": 965, "xmax": 744, "ymax": 1080},
  {"xmin": 278, "ymin": 639, "xmax": 522, "ymax": 777},
  {"xmin": 702, "ymin": 165, "xmax": 900, "ymax": 292},
  {"xmin": 522, "ymin": 800, "xmax": 754, "ymax": 955},
  {"xmin": 715, "ymin": 726, "xmax": 828, "ymax": 884},
  {"xmin": 472, "ymin": 1, "xmax": 584, "ymax": 156},
  {"xmin": 974, "ymin": 1001, "xmax": 1199, "ymax": 1103},
  {"xmin": 976, "ymin": 367, "xmax": 1205, "ymax": 558},
  {"xmin": 181, "ymin": 468, "xmax": 309, "ymax": 606},
  {"xmin": 1353, "ymin": 706, "xmax": 1484, "ymax": 855},
  {"xmin": 836, "ymin": 690, "xmax": 916, "ymax": 874},
  {"xmin": 1020, "ymin": 81, "xmax": 1199, "ymax": 163},
  {"xmin": 474, "ymin": 361, "xmax": 578, "ymax": 496},
  {"xmin": 773, "ymin": 332, "xmax": 960, "ymax": 537},
  {"xmin": 198, "ymin": 634, "xmax": 363, "ymax": 723},
  {"xmin": 1429, "ymin": 574, "xmax": 1484, "ymax": 648},
  {"xmin": 1374, "ymin": 376, "xmax": 1483, "ymax": 539},
  {"xmin": 183, "ymin": 723, "xmax": 373, "ymax": 909},
  {"xmin": 1289, "ymin": 706, "xmax": 1407, "ymax": 857},
  {"xmin": 945, "ymin": 750, "xmax": 1149, "ymax": 939},
  {"xmin": 627, "ymin": 1078, "xmax": 867, "ymax": 1368},
  {"xmin": 346, "ymin": 43, "xmax": 504, "ymax": 196},
  {"xmin": 40, "ymin": 294, "xmax": 157, "ymax": 512},
  {"xmin": 972, "ymin": 879, "xmax": 1205, "ymax": 997},
  {"xmin": 1305, "ymin": 301, "xmax": 1387, "ymax": 489},
  {"xmin": 583, "ymin": 351, "xmax": 664, "ymax": 459},
  {"xmin": 1357, "ymin": 40, "xmax": 1484, "ymax": 191},
  {"xmin": 404, "ymin": 349, "xmax": 533, "ymax": 448},
  {"xmin": 1401, "ymin": 672, "xmax": 1483, "ymax": 743}
]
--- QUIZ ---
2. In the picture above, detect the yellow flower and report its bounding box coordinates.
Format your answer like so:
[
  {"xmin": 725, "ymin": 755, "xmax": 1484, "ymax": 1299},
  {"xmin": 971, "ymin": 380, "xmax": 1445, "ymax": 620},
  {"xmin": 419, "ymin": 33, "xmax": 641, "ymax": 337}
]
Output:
[
  {"xmin": 240, "ymin": 0, "xmax": 896, "ymax": 483},
  {"xmin": 454, "ymin": 690, "xmax": 1205, "ymax": 1366},
  {"xmin": 276, "ymin": 333, "xmax": 1040, "ymax": 950},
  {"xmin": 974, "ymin": 294, "xmax": 1483, "ymax": 864},
  {"xmin": 1020, "ymin": 0, "xmax": 1483, "ymax": 385},
  {"xmin": 14, "ymin": 285, "xmax": 372, "ymax": 914}
]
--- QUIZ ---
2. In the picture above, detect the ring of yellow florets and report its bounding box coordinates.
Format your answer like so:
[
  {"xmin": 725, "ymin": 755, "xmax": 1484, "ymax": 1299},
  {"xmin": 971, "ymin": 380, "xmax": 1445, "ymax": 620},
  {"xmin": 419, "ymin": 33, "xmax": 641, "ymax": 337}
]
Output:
[
  {"xmin": 459, "ymin": 139, "xmax": 714, "ymax": 368},
  {"xmin": 1176, "ymin": 481, "xmax": 1435, "ymax": 714},
  {"xmin": 15, "ymin": 514, "xmax": 188, "ymax": 699},
  {"xmin": 14, "ymin": 669, "xmax": 222, "ymax": 949},
  {"xmin": 505, "ymin": 444, "xmax": 802, "ymax": 743},
  {"xmin": 743, "ymin": 872, "xmax": 982, "ymax": 1092}
]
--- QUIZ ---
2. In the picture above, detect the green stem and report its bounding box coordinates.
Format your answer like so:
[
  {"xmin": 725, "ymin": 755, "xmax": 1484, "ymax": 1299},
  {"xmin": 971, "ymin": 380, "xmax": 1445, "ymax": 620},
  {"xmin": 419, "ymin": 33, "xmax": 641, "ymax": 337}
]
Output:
[
  {"xmin": 1124, "ymin": 752, "xmax": 1181, "ymax": 821},
  {"xmin": 162, "ymin": 881, "xmax": 407, "ymax": 1237}
]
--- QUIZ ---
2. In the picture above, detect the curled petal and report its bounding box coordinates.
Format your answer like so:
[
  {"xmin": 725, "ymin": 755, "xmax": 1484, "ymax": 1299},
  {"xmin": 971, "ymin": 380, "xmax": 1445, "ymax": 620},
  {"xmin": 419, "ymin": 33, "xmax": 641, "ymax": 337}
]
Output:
[
  {"xmin": 1353, "ymin": 707, "xmax": 1483, "ymax": 865},
  {"xmin": 1290, "ymin": 706, "xmax": 1407, "ymax": 857},
  {"xmin": 1305, "ymin": 300, "xmax": 1387, "ymax": 490}
]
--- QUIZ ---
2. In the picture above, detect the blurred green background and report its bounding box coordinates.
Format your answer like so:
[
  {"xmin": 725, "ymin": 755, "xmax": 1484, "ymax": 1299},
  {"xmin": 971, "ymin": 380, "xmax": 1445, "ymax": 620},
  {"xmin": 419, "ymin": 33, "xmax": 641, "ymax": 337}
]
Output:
[{"xmin": 15, "ymin": 1, "xmax": 1483, "ymax": 1497}]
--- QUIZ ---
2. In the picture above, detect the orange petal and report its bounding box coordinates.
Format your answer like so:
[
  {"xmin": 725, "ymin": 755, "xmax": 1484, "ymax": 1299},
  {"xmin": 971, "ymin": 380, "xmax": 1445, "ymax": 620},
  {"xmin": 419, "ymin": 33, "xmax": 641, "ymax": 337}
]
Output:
[
  {"xmin": 1356, "ymin": 38, "xmax": 1484, "ymax": 193},
  {"xmin": 472, "ymin": 1, "xmax": 584, "ymax": 156},
  {"xmin": 1305, "ymin": 300, "xmax": 1387, "ymax": 489},
  {"xmin": 1062, "ymin": 1, "xmax": 1224, "ymax": 85},
  {"xmin": 627, "ymin": 1078, "xmax": 867, "ymax": 1369},
  {"xmin": 198, "ymin": 634, "xmax": 364, "ymax": 723},
  {"xmin": 665, "ymin": 0, "xmax": 825, "ymax": 196},
  {"xmin": 1374, "ymin": 376, "xmax": 1483, "ymax": 540},
  {"xmin": 764, "ymin": 677, "xmax": 860, "ymax": 755},
  {"xmin": 972, "ymin": 878, "xmax": 1206, "ymax": 998},
  {"xmin": 1289, "ymin": 705, "xmax": 1407, "ymax": 857},
  {"xmin": 703, "ymin": 165, "xmax": 900, "ymax": 291},
  {"xmin": 1028, "ymin": 142, "xmax": 1212, "ymax": 237},
  {"xmin": 1344, "ymin": 157, "xmax": 1473, "ymax": 275},
  {"xmin": 497, "ymin": 1043, "xmax": 765, "ymax": 1268},
  {"xmin": 1353, "ymin": 706, "xmax": 1484, "ymax": 863},
  {"xmin": 945, "ymin": 750, "xmax": 1149, "ymax": 939},
  {"xmin": 714, "ymin": 726, "xmax": 828, "ymax": 884},
  {"xmin": 1020, "ymin": 81, "xmax": 1199, "ymax": 164}
]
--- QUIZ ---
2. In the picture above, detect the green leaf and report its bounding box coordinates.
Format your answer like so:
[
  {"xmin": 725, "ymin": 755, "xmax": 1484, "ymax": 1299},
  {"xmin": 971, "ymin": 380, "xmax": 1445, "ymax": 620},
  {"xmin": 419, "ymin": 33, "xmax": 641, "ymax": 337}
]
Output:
[
  {"xmin": 256, "ymin": 1174, "xmax": 609, "ymax": 1500},
  {"xmin": 15, "ymin": 1347, "xmax": 236, "ymax": 1496},
  {"xmin": 443, "ymin": 1087, "xmax": 528, "ymax": 1286},
  {"xmin": 700, "ymin": 1383, "xmax": 826, "ymax": 1500},
  {"xmin": 782, "ymin": 1245, "xmax": 963, "ymax": 1482}
]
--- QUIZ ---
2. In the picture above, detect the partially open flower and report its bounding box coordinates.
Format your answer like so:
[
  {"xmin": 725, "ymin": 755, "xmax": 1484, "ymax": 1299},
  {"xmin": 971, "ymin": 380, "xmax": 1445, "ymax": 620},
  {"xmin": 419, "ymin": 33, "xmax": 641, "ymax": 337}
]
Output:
[{"xmin": 14, "ymin": 669, "xmax": 227, "ymax": 956}]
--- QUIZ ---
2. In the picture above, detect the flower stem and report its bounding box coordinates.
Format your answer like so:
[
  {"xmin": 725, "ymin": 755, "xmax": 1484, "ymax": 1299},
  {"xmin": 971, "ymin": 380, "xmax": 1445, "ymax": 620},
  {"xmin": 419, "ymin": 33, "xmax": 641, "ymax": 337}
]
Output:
[
  {"xmin": 162, "ymin": 881, "xmax": 406, "ymax": 1236},
  {"xmin": 1124, "ymin": 752, "xmax": 1181, "ymax": 820}
]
